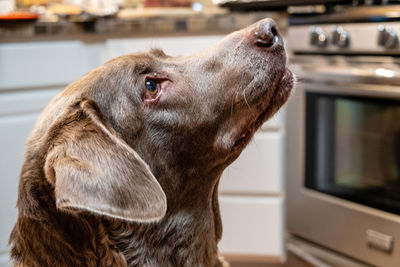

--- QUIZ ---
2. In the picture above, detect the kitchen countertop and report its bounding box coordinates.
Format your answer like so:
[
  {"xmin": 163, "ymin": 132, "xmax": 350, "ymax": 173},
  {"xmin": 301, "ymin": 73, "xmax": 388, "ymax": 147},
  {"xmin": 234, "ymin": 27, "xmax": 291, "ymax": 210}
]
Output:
[{"xmin": 0, "ymin": 9, "xmax": 287, "ymax": 43}]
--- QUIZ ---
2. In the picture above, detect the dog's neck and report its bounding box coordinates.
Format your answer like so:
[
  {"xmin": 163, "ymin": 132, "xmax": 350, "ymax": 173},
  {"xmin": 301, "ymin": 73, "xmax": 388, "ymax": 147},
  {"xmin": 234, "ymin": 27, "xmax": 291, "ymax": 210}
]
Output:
[
  {"xmin": 162, "ymin": 171, "xmax": 221, "ymax": 209},
  {"xmin": 107, "ymin": 170, "xmax": 223, "ymax": 267},
  {"xmin": 118, "ymin": 133, "xmax": 226, "ymax": 266}
]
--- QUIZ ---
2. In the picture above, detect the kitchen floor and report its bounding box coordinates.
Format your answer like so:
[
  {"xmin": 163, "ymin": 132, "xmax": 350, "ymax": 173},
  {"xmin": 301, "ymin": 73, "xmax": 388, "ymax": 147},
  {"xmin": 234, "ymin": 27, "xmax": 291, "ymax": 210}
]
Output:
[{"xmin": 229, "ymin": 252, "xmax": 314, "ymax": 267}]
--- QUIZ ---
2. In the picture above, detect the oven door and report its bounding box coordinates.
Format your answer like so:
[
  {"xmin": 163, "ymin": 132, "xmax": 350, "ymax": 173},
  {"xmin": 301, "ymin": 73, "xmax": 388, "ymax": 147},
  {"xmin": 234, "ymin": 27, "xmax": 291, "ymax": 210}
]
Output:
[
  {"xmin": 286, "ymin": 76, "xmax": 400, "ymax": 267},
  {"xmin": 306, "ymin": 91, "xmax": 400, "ymax": 215}
]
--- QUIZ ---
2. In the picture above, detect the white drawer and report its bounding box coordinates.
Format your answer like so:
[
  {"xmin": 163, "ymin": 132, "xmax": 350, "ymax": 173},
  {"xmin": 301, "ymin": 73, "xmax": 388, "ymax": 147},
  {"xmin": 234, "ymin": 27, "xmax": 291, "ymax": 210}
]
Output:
[
  {"xmin": 218, "ymin": 196, "xmax": 284, "ymax": 261},
  {"xmin": 0, "ymin": 42, "xmax": 85, "ymax": 90},
  {"xmin": 104, "ymin": 35, "xmax": 224, "ymax": 60},
  {"xmin": 0, "ymin": 88, "xmax": 61, "ymax": 116},
  {"xmin": 219, "ymin": 132, "xmax": 283, "ymax": 195}
]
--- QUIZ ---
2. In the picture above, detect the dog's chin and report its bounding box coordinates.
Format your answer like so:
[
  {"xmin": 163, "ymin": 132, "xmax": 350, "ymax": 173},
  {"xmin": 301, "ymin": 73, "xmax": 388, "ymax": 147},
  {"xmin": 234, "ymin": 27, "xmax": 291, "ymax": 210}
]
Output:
[
  {"xmin": 277, "ymin": 68, "xmax": 295, "ymax": 102},
  {"xmin": 233, "ymin": 68, "xmax": 294, "ymax": 151}
]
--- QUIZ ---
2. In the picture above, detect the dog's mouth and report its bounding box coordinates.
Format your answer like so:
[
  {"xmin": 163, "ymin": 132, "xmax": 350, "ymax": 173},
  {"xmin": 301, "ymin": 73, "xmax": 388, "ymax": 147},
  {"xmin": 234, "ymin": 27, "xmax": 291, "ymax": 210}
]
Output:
[
  {"xmin": 233, "ymin": 125, "xmax": 254, "ymax": 150},
  {"xmin": 233, "ymin": 68, "xmax": 294, "ymax": 150}
]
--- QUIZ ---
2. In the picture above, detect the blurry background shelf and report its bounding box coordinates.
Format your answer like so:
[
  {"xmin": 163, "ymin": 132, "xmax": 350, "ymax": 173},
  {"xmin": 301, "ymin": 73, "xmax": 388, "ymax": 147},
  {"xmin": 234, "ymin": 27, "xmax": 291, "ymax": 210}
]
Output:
[{"xmin": 0, "ymin": 11, "xmax": 287, "ymax": 42}]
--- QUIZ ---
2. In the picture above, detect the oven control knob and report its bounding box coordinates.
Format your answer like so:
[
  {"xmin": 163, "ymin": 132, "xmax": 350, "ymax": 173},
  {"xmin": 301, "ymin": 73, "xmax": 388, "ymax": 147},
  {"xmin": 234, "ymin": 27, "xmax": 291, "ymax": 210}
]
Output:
[
  {"xmin": 310, "ymin": 27, "xmax": 328, "ymax": 47},
  {"xmin": 332, "ymin": 27, "xmax": 349, "ymax": 48},
  {"xmin": 378, "ymin": 25, "xmax": 399, "ymax": 49}
]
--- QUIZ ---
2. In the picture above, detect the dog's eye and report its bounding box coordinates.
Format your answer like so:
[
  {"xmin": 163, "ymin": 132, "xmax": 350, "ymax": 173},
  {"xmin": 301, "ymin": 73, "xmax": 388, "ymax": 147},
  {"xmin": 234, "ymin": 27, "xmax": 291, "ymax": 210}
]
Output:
[
  {"xmin": 145, "ymin": 79, "xmax": 158, "ymax": 92},
  {"xmin": 143, "ymin": 76, "xmax": 168, "ymax": 104}
]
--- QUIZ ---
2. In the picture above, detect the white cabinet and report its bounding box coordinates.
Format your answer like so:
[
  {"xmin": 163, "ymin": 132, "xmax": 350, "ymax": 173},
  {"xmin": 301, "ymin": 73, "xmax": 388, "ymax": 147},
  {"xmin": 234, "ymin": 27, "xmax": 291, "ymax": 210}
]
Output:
[
  {"xmin": 0, "ymin": 40, "xmax": 102, "ymax": 265},
  {"xmin": 218, "ymin": 111, "xmax": 285, "ymax": 263},
  {"xmin": 0, "ymin": 114, "xmax": 37, "ymax": 251},
  {"xmin": 0, "ymin": 89, "xmax": 61, "ymax": 265}
]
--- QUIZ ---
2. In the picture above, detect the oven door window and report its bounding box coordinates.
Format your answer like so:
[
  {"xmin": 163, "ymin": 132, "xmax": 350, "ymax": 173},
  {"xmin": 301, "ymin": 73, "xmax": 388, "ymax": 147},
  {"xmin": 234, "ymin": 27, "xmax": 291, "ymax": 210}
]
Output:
[{"xmin": 305, "ymin": 92, "xmax": 400, "ymax": 214}]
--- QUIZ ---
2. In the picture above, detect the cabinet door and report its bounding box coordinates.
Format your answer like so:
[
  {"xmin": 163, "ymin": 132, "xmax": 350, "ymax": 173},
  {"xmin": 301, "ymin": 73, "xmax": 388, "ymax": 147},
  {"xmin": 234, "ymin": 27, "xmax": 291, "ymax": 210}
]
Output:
[
  {"xmin": 219, "ymin": 132, "xmax": 283, "ymax": 195},
  {"xmin": 0, "ymin": 89, "xmax": 61, "ymax": 256},
  {"xmin": 0, "ymin": 114, "xmax": 38, "ymax": 253},
  {"xmin": 218, "ymin": 196, "xmax": 284, "ymax": 262}
]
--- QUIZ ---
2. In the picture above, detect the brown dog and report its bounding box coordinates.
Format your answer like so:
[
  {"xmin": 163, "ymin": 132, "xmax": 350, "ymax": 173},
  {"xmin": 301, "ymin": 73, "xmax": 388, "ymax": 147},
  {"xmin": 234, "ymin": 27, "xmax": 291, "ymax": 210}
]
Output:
[{"xmin": 9, "ymin": 18, "xmax": 294, "ymax": 267}]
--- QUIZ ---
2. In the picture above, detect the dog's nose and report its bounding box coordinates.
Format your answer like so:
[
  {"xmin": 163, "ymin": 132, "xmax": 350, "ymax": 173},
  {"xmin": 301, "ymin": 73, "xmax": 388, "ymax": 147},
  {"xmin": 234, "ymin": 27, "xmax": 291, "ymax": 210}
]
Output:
[{"xmin": 252, "ymin": 19, "xmax": 280, "ymax": 49}]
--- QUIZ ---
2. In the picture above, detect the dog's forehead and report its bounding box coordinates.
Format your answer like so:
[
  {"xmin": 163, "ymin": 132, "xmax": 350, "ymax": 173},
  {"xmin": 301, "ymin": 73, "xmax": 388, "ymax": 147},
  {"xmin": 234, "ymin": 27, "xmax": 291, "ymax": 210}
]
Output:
[
  {"xmin": 149, "ymin": 48, "xmax": 169, "ymax": 58},
  {"xmin": 105, "ymin": 53, "xmax": 157, "ymax": 74},
  {"xmin": 112, "ymin": 46, "xmax": 231, "ymax": 77},
  {"xmin": 117, "ymin": 51, "xmax": 187, "ymax": 74}
]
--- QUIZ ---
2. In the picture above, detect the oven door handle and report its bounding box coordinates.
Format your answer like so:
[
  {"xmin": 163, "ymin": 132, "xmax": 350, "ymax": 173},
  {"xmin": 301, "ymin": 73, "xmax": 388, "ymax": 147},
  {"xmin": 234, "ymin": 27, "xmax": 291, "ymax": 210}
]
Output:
[
  {"xmin": 287, "ymin": 236, "xmax": 371, "ymax": 267},
  {"xmin": 293, "ymin": 65, "xmax": 400, "ymax": 86}
]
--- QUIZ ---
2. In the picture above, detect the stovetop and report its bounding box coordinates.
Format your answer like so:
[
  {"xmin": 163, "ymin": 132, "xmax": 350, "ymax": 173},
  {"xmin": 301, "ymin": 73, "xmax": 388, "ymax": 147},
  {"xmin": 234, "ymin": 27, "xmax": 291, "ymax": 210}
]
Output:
[{"xmin": 288, "ymin": 6, "xmax": 400, "ymax": 55}]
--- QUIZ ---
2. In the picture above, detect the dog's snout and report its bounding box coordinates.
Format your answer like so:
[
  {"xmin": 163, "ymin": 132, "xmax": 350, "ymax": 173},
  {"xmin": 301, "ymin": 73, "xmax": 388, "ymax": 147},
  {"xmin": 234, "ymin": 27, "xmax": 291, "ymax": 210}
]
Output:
[{"xmin": 253, "ymin": 19, "xmax": 280, "ymax": 49}]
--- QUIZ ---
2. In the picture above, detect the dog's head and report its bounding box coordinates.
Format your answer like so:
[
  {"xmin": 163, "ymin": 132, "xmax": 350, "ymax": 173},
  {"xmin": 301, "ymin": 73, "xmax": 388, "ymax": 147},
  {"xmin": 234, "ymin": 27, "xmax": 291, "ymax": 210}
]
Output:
[{"xmin": 24, "ymin": 19, "xmax": 294, "ymax": 223}]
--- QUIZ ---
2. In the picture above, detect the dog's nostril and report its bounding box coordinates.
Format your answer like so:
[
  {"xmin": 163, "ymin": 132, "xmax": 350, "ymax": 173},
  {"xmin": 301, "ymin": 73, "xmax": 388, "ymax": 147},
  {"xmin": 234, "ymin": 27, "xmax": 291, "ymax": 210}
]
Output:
[
  {"xmin": 271, "ymin": 25, "xmax": 278, "ymax": 37},
  {"xmin": 253, "ymin": 19, "xmax": 280, "ymax": 49},
  {"xmin": 256, "ymin": 39, "xmax": 274, "ymax": 48}
]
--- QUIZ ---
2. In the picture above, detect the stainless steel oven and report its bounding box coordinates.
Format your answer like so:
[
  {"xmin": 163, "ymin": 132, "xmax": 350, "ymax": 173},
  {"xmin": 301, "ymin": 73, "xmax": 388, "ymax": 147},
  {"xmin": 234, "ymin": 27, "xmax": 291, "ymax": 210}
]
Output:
[{"xmin": 286, "ymin": 7, "xmax": 400, "ymax": 267}]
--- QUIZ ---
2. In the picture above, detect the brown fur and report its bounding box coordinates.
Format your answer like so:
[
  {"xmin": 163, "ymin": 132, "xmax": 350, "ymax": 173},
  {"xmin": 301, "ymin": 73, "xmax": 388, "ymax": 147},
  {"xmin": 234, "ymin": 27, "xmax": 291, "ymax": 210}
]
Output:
[{"xmin": 9, "ymin": 19, "xmax": 294, "ymax": 267}]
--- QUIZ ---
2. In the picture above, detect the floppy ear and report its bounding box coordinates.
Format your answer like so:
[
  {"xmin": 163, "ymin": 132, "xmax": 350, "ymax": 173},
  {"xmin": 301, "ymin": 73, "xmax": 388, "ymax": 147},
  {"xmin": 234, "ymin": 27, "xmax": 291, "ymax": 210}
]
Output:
[{"xmin": 44, "ymin": 99, "xmax": 166, "ymax": 222}]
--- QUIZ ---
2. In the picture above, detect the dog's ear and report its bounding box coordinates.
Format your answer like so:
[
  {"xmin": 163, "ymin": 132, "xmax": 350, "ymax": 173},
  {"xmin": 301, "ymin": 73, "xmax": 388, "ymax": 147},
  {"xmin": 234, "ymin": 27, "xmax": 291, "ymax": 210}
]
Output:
[{"xmin": 44, "ymin": 99, "xmax": 166, "ymax": 222}]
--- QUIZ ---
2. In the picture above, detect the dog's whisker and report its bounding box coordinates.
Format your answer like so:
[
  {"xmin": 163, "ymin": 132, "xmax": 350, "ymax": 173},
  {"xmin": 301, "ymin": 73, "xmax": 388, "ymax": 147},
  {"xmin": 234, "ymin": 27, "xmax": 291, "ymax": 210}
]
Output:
[
  {"xmin": 231, "ymin": 89, "xmax": 239, "ymax": 116},
  {"xmin": 243, "ymin": 84, "xmax": 257, "ymax": 121}
]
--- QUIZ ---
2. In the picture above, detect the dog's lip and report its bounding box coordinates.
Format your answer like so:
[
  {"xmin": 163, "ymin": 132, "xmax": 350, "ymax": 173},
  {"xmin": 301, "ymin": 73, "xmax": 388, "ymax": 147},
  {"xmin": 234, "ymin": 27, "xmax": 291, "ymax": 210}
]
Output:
[
  {"xmin": 233, "ymin": 125, "xmax": 254, "ymax": 150},
  {"xmin": 279, "ymin": 67, "xmax": 294, "ymax": 90},
  {"xmin": 233, "ymin": 68, "xmax": 294, "ymax": 151}
]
